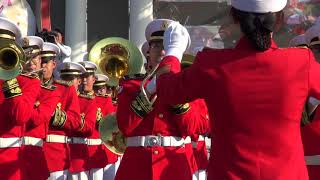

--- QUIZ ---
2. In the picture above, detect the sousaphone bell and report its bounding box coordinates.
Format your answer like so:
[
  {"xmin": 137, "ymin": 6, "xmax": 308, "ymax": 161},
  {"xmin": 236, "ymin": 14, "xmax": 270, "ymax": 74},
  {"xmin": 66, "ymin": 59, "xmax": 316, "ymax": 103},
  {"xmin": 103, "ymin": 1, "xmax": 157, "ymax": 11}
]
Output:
[{"xmin": 89, "ymin": 37, "xmax": 144, "ymax": 155}]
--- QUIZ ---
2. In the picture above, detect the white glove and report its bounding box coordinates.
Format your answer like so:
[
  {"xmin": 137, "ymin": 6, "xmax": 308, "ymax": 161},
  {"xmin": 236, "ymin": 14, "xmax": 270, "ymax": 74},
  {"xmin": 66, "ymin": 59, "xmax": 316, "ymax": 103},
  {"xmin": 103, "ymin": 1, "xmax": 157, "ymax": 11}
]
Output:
[{"xmin": 163, "ymin": 21, "xmax": 191, "ymax": 62}]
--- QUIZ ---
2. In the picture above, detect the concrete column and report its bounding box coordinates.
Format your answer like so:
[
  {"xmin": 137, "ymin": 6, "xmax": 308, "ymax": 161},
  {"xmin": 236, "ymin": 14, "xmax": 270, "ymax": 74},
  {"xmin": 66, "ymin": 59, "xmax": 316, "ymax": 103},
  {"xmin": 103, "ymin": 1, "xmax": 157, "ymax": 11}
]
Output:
[
  {"xmin": 129, "ymin": 0, "xmax": 153, "ymax": 51},
  {"xmin": 65, "ymin": 0, "xmax": 87, "ymax": 62}
]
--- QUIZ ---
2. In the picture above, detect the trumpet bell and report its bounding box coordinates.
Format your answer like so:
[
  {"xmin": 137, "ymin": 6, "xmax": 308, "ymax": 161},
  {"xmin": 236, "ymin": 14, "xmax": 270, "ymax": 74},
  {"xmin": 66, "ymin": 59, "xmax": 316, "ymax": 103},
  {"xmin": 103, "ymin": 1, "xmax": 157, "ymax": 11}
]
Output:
[
  {"xmin": 89, "ymin": 37, "xmax": 144, "ymax": 83},
  {"xmin": 0, "ymin": 39, "xmax": 24, "ymax": 80},
  {"xmin": 99, "ymin": 113, "xmax": 126, "ymax": 155}
]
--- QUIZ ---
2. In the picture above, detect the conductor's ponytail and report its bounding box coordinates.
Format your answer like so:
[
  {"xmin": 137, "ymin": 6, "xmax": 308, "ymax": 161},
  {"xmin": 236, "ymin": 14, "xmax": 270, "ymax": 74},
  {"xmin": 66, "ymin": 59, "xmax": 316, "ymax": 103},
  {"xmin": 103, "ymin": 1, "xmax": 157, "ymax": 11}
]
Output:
[{"xmin": 231, "ymin": 7, "xmax": 276, "ymax": 51}]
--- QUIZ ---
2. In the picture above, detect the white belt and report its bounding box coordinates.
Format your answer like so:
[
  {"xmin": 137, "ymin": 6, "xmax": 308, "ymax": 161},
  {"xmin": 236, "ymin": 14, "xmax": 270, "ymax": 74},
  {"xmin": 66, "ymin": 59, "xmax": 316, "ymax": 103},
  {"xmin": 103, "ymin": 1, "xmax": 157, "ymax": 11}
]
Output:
[
  {"xmin": 198, "ymin": 135, "xmax": 205, "ymax": 141},
  {"xmin": 205, "ymin": 137, "xmax": 211, "ymax": 150},
  {"xmin": 69, "ymin": 137, "xmax": 87, "ymax": 144},
  {"xmin": 305, "ymin": 155, "xmax": 320, "ymax": 165},
  {"xmin": 184, "ymin": 136, "xmax": 191, "ymax": 144},
  {"xmin": 46, "ymin": 134, "xmax": 70, "ymax": 143},
  {"xmin": 127, "ymin": 136, "xmax": 185, "ymax": 147},
  {"xmin": 22, "ymin": 136, "xmax": 43, "ymax": 147},
  {"xmin": 0, "ymin": 137, "xmax": 21, "ymax": 148},
  {"xmin": 87, "ymin": 138, "xmax": 102, "ymax": 146}
]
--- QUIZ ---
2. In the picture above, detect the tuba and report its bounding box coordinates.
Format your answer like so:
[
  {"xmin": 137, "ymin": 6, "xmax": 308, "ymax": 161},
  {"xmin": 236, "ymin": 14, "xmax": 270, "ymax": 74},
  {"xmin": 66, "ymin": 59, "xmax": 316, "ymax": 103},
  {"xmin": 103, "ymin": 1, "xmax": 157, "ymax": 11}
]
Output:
[
  {"xmin": 90, "ymin": 37, "xmax": 144, "ymax": 155},
  {"xmin": 0, "ymin": 38, "xmax": 25, "ymax": 80},
  {"xmin": 99, "ymin": 113, "xmax": 126, "ymax": 155}
]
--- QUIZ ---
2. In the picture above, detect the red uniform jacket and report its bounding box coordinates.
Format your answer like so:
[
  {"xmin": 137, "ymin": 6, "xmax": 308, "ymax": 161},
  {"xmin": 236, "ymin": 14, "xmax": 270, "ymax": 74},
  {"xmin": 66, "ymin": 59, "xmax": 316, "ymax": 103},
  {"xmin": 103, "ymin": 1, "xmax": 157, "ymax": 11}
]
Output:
[
  {"xmin": 301, "ymin": 107, "xmax": 320, "ymax": 180},
  {"xmin": 69, "ymin": 92, "xmax": 96, "ymax": 172},
  {"xmin": 0, "ymin": 75, "xmax": 40, "ymax": 180},
  {"xmin": 21, "ymin": 84, "xmax": 61, "ymax": 180},
  {"xmin": 87, "ymin": 94, "xmax": 118, "ymax": 169},
  {"xmin": 116, "ymin": 76, "xmax": 201, "ymax": 180},
  {"xmin": 43, "ymin": 80, "xmax": 81, "ymax": 172},
  {"xmin": 157, "ymin": 37, "xmax": 320, "ymax": 180}
]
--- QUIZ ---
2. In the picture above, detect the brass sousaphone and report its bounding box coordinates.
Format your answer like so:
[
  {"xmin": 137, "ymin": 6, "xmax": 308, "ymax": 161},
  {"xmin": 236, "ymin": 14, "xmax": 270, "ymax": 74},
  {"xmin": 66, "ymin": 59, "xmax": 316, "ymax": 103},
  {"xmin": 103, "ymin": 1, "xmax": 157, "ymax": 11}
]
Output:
[{"xmin": 89, "ymin": 37, "xmax": 144, "ymax": 155}]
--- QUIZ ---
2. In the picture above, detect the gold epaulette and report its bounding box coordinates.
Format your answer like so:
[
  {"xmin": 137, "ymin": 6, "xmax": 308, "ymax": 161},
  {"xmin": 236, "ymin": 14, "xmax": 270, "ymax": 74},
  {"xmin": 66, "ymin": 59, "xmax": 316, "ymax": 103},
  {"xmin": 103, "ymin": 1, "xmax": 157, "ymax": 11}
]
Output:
[
  {"xmin": 41, "ymin": 84, "xmax": 57, "ymax": 91},
  {"xmin": 123, "ymin": 74, "xmax": 146, "ymax": 80},
  {"xmin": 20, "ymin": 73, "xmax": 40, "ymax": 79},
  {"xmin": 79, "ymin": 92, "xmax": 95, "ymax": 99},
  {"xmin": 54, "ymin": 79, "xmax": 73, "ymax": 86}
]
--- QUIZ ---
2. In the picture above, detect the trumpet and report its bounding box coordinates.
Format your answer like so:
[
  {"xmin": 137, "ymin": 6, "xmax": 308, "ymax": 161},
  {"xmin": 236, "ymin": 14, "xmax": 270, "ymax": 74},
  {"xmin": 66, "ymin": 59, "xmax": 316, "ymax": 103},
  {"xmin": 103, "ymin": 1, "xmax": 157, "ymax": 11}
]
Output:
[
  {"xmin": 0, "ymin": 38, "xmax": 25, "ymax": 80},
  {"xmin": 140, "ymin": 63, "xmax": 159, "ymax": 106},
  {"xmin": 23, "ymin": 68, "xmax": 44, "ymax": 76}
]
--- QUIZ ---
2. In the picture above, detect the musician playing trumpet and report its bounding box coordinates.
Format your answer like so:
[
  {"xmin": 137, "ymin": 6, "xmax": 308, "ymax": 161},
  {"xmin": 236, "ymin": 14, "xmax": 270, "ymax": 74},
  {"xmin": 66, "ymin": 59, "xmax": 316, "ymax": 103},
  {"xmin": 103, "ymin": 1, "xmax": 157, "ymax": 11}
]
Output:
[
  {"xmin": 116, "ymin": 19, "xmax": 203, "ymax": 180},
  {"xmin": 20, "ymin": 36, "xmax": 61, "ymax": 180},
  {"xmin": 0, "ymin": 17, "xmax": 41, "ymax": 180}
]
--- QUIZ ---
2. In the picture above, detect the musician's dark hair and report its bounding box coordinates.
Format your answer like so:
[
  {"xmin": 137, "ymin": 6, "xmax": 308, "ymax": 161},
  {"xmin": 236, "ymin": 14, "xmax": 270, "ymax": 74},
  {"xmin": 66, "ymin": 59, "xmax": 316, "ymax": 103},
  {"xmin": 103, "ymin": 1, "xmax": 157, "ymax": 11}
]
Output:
[
  {"xmin": 231, "ymin": 7, "xmax": 277, "ymax": 51},
  {"xmin": 53, "ymin": 28, "xmax": 63, "ymax": 36}
]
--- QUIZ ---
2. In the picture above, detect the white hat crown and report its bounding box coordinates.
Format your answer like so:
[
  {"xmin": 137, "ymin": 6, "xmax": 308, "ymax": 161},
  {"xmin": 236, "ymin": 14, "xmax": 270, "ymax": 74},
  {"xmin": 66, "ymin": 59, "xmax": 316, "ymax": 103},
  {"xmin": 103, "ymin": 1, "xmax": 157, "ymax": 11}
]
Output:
[
  {"xmin": 231, "ymin": 0, "xmax": 287, "ymax": 13},
  {"xmin": 145, "ymin": 19, "xmax": 174, "ymax": 41},
  {"xmin": 0, "ymin": 17, "xmax": 22, "ymax": 42},
  {"xmin": 42, "ymin": 42, "xmax": 60, "ymax": 55}
]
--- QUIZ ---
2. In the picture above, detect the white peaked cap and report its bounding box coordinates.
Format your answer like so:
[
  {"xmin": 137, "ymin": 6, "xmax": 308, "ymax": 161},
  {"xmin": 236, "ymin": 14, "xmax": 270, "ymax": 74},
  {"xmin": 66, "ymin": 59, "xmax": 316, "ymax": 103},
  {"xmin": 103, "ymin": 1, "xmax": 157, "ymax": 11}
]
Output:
[
  {"xmin": 79, "ymin": 61, "xmax": 97, "ymax": 73},
  {"xmin": 42, "ymin": 42, "xmax": 60, "ymax": 55},
  {"xmin": 23, "ymin": 36, "xmax": 44, "ymax": 49},
  {"xmin": 231, "ymin": 0, "xmax": 287, "ymax": 13},
  {"xmin": 145, "ymin": 19, "xmax": 174, "ymax": 42},
  {"xmin": 57, "ymin": 62, "xmax": 86, "ymax": 76},
  {"xmin": 0, "ymin": 17, "xmax": 22, "ymax": 42}
]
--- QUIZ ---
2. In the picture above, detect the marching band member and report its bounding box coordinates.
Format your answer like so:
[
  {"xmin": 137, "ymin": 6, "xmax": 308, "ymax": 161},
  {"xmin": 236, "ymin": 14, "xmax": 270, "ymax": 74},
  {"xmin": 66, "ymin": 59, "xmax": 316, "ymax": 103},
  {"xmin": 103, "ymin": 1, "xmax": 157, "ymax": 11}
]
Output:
[
  {"xmin": 116, "ymin": 19, "xmax": 202, "ymax": 180},
  {"xmin": 41, "ymin": 44, "xmax": 82, "ymax": 180},
  {"xmin": 68, "ymin": 61, "xmax": 97, "ymax": 179},
  {"xmin": 20, "ymin": 36, "xmax": 61, "ymax": 180},
  {"xmin": 0, "ymin": 17, "xmax": 41, "ymax": 180},
  {"xmin": 93, "ymin": 74, "xmax": 120, "ymax": 179},
  {"xmin": 149, "ymin": 0, "xmax": 320, "ymax": 179}
]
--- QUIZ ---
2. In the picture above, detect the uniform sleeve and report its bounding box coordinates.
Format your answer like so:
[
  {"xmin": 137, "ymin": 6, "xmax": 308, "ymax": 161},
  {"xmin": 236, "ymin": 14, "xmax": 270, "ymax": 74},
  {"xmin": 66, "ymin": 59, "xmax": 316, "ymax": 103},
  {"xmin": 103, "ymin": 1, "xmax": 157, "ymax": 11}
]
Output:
[
  {"xmin": 116, "ymin": 80, "xmax": 144, "ymax": 136},
  {"xmin": 157, "ymin": 54, "xmax": 207, "ymax": 105},
  {"xmin": 3, "ymin": 77, "xmax": 41, "ymax": 125},
  {"xmin": 30, "ymin": 89, "xmax": 61, "ymax": 127},
  {"xmin": 61, "ymin": 86, "xmax": 82, "ymax": 130},
  {"xmin": 309, "ymin": 50, "xmax": 320, "ymax": 99}
]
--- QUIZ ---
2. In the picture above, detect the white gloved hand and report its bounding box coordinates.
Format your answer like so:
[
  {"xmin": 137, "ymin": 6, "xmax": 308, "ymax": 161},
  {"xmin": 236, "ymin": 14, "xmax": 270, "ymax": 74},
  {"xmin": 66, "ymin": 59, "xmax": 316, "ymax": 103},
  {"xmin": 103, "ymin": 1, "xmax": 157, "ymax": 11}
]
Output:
[{"xmin": 163, "ymin": 21, "xmax": 191, "ymax": 62}]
